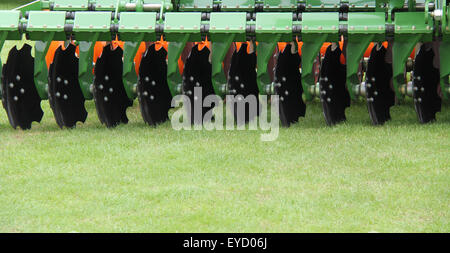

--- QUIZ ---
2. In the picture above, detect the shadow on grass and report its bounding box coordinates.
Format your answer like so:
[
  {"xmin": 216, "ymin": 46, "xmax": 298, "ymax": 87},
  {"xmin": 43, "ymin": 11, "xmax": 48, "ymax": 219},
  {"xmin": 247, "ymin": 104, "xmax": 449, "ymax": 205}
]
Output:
[{"xmin": 0, "ymin": 100, "xmax": 449, "ymax": 134}]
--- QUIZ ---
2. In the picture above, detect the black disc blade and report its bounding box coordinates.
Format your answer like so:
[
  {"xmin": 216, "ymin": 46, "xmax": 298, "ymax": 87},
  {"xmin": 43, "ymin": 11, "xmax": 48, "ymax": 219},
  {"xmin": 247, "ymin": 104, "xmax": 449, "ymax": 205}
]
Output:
[
  {"xmin": 182, "ymin": 44, "xmax": 215, "ymax": 125},
  {"xmin": 227, "ymin": 43, "xmax": 259, "ymax": 124},
  {"xmin": 365, "ymin": 44, "xmax": 395, "ymax": 125},
  {"xmin": 274, "ymin": 44, "xmax": 306, "ymax": 127},
  {"xmin": 93, "ymin": 45, "xmax": 133, "ymax": 128},
  {"xmin": 413, "ymin": 43, "xmax": 441, "ymax": 123},
  {"xmin": 1, "ymin": 44, "xmax": 43, "ymax": 130},
  {"xmin": 138, "ymin": 44, "xmax": 172, "ymax": 126},
  {"xmin": 319, "ymin": 45, "xmax": 350, "ymax": 126},
  {"xmin": 48, "ymin": 44, "xmax": 87, "ymax": 128}
]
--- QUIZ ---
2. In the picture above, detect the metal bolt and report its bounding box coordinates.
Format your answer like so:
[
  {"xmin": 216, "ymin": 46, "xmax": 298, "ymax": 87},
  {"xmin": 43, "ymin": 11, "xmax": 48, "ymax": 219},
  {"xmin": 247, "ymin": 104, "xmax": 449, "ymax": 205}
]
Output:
[
  {"xmin": 420, "ymin": 87, "xmax": 425, "ymax": 92},
  {"xmin": 64, "ymin": 79, "xmax": 69, "ymax": 85},
  {"xmin": 416, "ymin": 76, "xmax": 421, "ymax": 81},
  {"xmin": 368, "ymin": 97, "xmax": 374, "ymax": 102},
  {"xmin": 235, "ymin": 76, "xmax": 239, "ymax": 81},
  {"xmin": 374, "ymin": 91, "xmax": 378, "ymax": 96},
  {"xmin": 16, "ymin": 75, "xmax": 21, "ymax": 81},
  {"xmin": 418, "ymin": 98, "xmax": 422, "ymax": 102},
  {"xmin": 109, "ymin": 88, "xmax": 113, "ymax": 93},
  {"xmin": 151, "ymin": 81, "xmax": 156, "ymax": 86},
  {"xmin": 63, "ymin": 94, "xmax": 68, "ymax": 100},
  {"xmin": 145, "ymin": 76, "xmax": 150, "ymax": 82},
  {"xmin": 371, "ymin": 77, "xmax": 375, "ymax": 82},
  {"xmin": 99, "ymin": 84, "xmax": 104, "ymax": 90},
  {"xmin": 9, "ymin": 83, "xmax": 14, "ymax": 88},
  {"xmin": 194, "ymin": 96, "xmax": 198, "ymax": 101},
  {"xmin": 285, "ymin": 90, "xmax": 289, "ymax": 96},
  {"xmin": 13, "ymin": 96, "xmax": 18, "ymax": 101},
  {"xmin": 20, "ymin": 88, "xmax": 25, "ymax": 94},
  {"xmin": 187, "ymin": 90, "xmax": 192, "ymax": 95},
  {"xmin": 56, "ymin": 77, "xmax": 62, "ymax": 83},
  {"xmin": 56, "ymin": 92, "xmax": 61, "ymax": 97},
  {"xmin": 190, "ymin": 76, "xmax": 194, "ymax": 82},
  {"xmin": 329, "ymin": 84, "xmax": 333, "ymax": 89},
  {"xmin": 143, "ymin": 91, "xmax": 148, "ymax": 96},
  {"xmin": 327, "ymin": 98, "xmax": 331, "ymax": 102},
  {"xmin": 195, "ymin": 82, "xmax": 200, "ymax": 87},
  {"xmin": 150, "ymin": 95, "xmax": 154, "ymax": 100},
  {"xmin": 282, "ymin": 77, "xmax": 287, "ymax": 82},
  {"xmin": 105, "ymin": 75, "xmax": 109, "ymax": 81},
  {"xmin": 280, "ymin": 96, "xmax": 284, "ymax": 101},
  {"xmin": 240, "ymin": 83, "xmax": 245, "ymax": 89},
  {"xmin": 104, "ymin": 96, "xmax": 108, "ymax": 102},
  {"xmin": 324, "ymin": 77, "xmax": 328, "ymax": 82}
]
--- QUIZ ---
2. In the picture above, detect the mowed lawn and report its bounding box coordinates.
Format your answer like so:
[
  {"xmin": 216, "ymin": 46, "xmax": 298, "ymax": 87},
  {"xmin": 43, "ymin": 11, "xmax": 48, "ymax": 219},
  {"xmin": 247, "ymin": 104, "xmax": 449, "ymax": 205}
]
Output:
[
  {"xmin": 0, "ymin": 98, "xmax": 448, "ymax": 232},
  {"xmin": 0, "ymin": 2, "xmax": 449, "ymax": 233}
]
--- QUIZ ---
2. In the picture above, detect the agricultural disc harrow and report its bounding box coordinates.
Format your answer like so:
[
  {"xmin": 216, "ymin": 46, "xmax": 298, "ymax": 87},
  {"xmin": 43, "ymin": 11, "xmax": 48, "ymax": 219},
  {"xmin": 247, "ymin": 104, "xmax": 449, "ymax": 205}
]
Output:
[{"xmin": 0, "ymin": 0, "xmax": 449, "ymax": 129}]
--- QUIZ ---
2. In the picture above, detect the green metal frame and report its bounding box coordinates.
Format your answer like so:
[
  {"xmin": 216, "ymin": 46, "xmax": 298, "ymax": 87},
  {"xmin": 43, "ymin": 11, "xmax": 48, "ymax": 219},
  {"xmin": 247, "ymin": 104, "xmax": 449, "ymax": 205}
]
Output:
[{"xmin": 0, "ymin": 0, "xmax": 448, "ymax": 103}]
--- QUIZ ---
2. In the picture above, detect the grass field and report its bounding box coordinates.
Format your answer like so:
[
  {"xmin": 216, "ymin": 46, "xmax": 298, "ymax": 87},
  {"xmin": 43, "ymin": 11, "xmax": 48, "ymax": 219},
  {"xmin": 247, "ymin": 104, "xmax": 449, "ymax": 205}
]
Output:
[
  {"xmin": 0, "ymin": 2, "xmax": 449, "ymax": 233},
  {"xmin": 0, "ymin": 98, "xmax": 448, "ymax": 232}
]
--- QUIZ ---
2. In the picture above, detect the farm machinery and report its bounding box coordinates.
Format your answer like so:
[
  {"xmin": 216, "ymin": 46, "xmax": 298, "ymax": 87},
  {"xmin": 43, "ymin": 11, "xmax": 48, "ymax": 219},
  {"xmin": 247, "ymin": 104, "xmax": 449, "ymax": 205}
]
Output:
[{"xmin": 0, "ymin": 0, "xmax": 449, "ymax": 129}]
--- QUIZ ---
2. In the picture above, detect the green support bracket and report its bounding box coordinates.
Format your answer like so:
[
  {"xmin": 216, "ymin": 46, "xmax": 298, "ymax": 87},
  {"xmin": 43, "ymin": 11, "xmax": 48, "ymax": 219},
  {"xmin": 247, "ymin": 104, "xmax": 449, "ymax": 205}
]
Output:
[
  {"xmin": 347, "ymin": 34, "xmax": 375, "ymax": 99},
  {"xmin": 393, "ymin": 12, "xmax": 432, "ymax": 100},
  {"xmin": 263, "ymin": 0, "xmax": 298, "ymax": 11},
  {"xmin": 256, "ymin": 40, "xmax": 280, "ymax": 95},
  {"xmin": 348, "ymin": 0, "xmax": 376, "ymax": 10},
  {"xmin": 34, "ymin": 39, "xmax": 53, "ymax": 100},
  {"xmin": 73, "ymin": 12, "xmax": 112, "ymax": 41},
  {"xmin": 346, "ymin": 12, "xmax": 385, "ymax": 100},
  {"xmin": 24, "ymin": 11, "xmax": 67, "ymax": 99},
  {"xmin": 178, "ymin": 0, "xmax": 214, "ymax": 11},
  {"xmin": 52, "ymin": 0, "xmax": 90, "ymax": 10},
  {"xmin": 26, "ymin": 11, "xmax": 67, "ymax": 41},
  {"xmin": 388, "ymin": 0, "xmax": 406, "ymax": 21},
  {"xmin": 210, "ymin": 36, "xmax": 234, "ymax": 97},
  {"xmin": 301, "ymin": 12, "xmax": 339, "ymax": 101},
  {"xmin": 220, "ymin": 0, "xmax": 255, "ymax": 11},
  {"xmin": 255, "ymin": 12, "xmax": 292, "ymax": 95},
  {"xmin": 78, "ymin": 39, "xmax": 98, "ymax": 100},
  {"xmin": 209, "ymin": 12, "xmax": 247, "ymax": 97},
  {"xmin": 118, "ymin": 12, "xmax": 157, "ymax": 42},
  {"xmin": 165, "ymin": 12, "xmax": 202, "ymax": 96},
  {"xmin": 167, "ymin": 37, "xmax": 188, "ymax": 97},
  {"xmin": 305, "ymin": 0, "xmax": 341, "ymax": 10},
  {"xmin": 122, "ymin": 40, "xmax": 144, "ymax": 100}
]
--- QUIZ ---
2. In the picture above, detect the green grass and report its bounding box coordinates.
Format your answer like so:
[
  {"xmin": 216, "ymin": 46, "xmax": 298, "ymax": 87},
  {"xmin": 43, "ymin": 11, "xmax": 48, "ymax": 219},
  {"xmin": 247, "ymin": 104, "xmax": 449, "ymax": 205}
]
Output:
[
  {"xmin": 0, "ymin": 1, "xmax": 449, "ymax": 233},
  {"xmin": 0, "ymin": 98, "xmax": 448, "ymax": 232}
]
